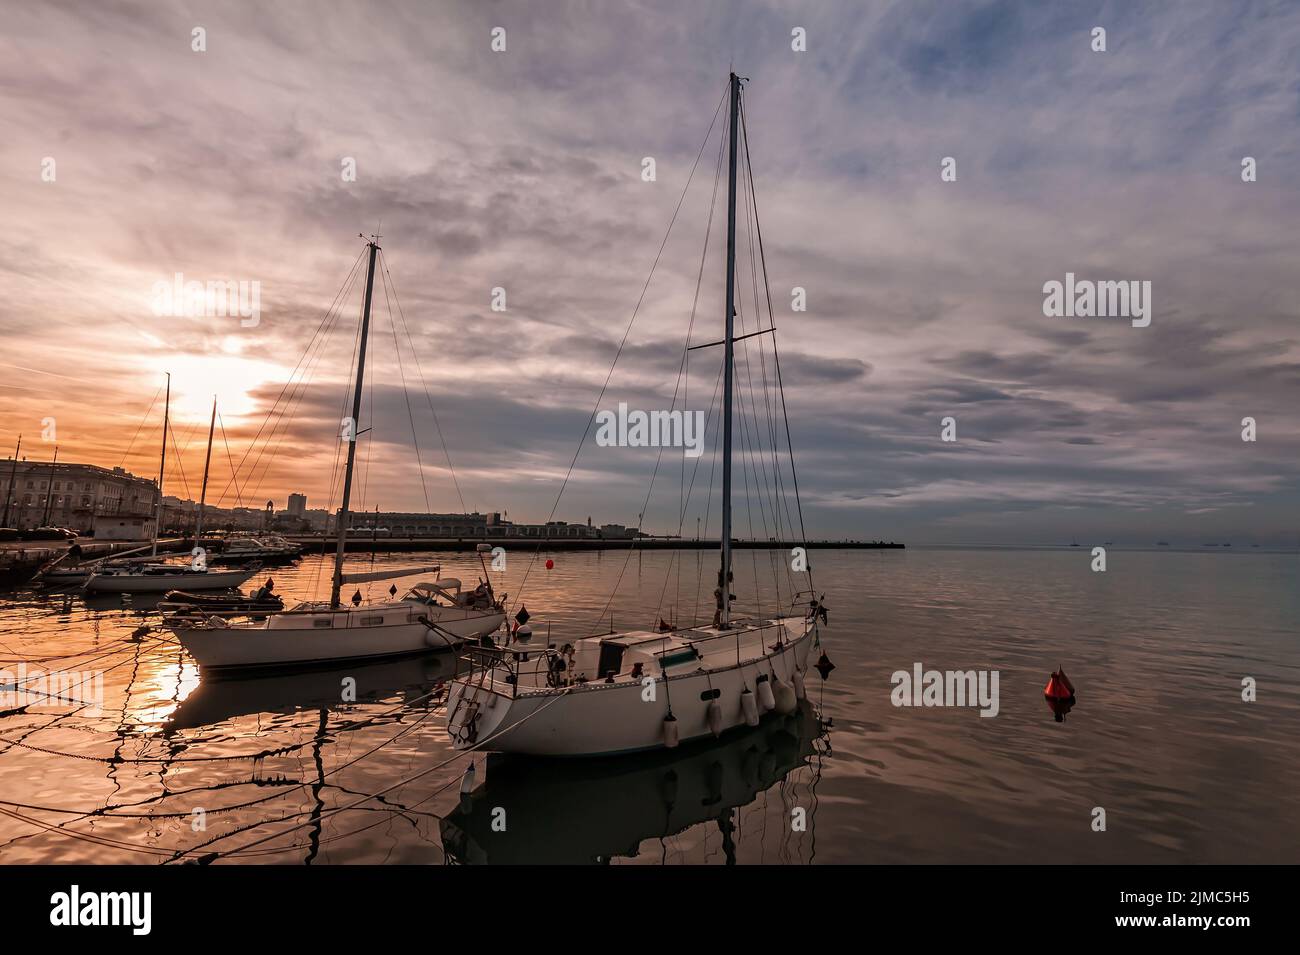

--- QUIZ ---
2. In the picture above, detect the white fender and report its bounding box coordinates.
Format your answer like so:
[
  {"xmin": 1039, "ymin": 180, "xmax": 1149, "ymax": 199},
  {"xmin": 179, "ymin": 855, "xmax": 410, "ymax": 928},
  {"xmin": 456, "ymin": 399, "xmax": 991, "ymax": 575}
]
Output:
[
  {"xmin": 706, "ymin": 699, "xmax": 723, "ymax": 737},
  {"xmin": 773, "ymin": 677, "xmax": 798, "ymax": 714},
  {"xmin": 792, "ymin": 668, "xmax": 807, "ymax": 701},
  {"xmin": 741, "ymin": 688, "xmax": 760, "ymax": 726},
  {"xmin": 662, "ymin": 714, "xmax": 680, "ymax": 749},
  {"xmin": 756, "ymin": 677, "xmax": 776, "ymax": 713}
]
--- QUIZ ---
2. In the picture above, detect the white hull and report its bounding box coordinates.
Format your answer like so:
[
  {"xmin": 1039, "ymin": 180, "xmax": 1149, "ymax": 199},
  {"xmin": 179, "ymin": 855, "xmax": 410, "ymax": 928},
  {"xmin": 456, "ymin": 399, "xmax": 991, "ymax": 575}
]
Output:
[
  {"xmin": 37, "ymin": 568, "xmax": 93, "ymax": 585},
  {"xmin": 171, "ymin": 601, "xmax": 505, "ymax": 669},
  {"xmin": 447, "ymin": 618, "xmax": 815, "ymax": 757},
  {"xmin": 84, "ymin": 566, "xmax": 259, "ymax": 593}
]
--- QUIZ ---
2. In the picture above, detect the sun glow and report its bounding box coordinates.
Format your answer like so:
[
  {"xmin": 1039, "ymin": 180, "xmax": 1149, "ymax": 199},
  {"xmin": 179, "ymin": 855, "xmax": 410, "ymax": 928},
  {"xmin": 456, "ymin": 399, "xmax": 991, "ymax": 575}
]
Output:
[{"xmin": 145, "ymin": 352, "xmax": 288, "ymax": 421}]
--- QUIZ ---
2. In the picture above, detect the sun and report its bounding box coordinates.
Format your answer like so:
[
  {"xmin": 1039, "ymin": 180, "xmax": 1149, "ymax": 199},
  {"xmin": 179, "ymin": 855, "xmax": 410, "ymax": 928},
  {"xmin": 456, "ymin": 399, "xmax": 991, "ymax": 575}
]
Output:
[{"xmin": 145, "ymin": 350, "xmax": 288, "ymax": 423}]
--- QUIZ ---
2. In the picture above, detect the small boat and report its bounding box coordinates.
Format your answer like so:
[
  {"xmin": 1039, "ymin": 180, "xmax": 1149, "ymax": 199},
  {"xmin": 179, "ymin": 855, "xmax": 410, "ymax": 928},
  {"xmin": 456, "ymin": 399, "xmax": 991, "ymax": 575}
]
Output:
[
  {"xmin": 172, "ymin": 577, "xmax": 503, "ymax": 669},
  {"xmin": 36, "ymin": 565, "xmax": 95, "ymax": 585},
  {"xmin": 168, "ymin": 238, "xmax": 506, "ymax": 670},
  {"xmin": 207, "ymin": 533, "xmax": 303, "ymax": 565},
  {"xmin": 84, "ymin": 561, "xmax": 261, "ymax": 593},
  {"xmin": 35, "ymin": 543, "xmax": 154, "ymax": 586},
  {"xmin": 157, "ymin": 587, "xmax": 285, "ymax": 618},
  {"xmin": 446, "ymin": 73, "xmax": 825, "ymax": 759}
]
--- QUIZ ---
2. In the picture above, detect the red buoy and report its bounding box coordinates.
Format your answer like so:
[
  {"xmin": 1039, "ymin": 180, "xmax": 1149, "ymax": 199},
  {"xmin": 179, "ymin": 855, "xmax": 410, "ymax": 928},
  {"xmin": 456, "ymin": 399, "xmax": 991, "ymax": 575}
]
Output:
[
  {"xmin": 545, "ymin": 558, "xmax": 554, "ymax": 570},
  {"xmin": 1044, "ymin": 667, "xmax": 1077, "ymax": 721},
  {"xmin": 1044, "ymin": 667, "xmax": 1076, "ymax": 701}
]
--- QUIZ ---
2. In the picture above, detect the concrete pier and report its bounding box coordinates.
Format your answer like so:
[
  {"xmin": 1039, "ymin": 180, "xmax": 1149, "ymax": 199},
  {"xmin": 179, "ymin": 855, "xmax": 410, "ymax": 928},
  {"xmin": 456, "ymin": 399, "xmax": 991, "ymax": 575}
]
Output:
[{"xmin": 285, "ymin": 536, "xmax": 905, "ymax": 554}]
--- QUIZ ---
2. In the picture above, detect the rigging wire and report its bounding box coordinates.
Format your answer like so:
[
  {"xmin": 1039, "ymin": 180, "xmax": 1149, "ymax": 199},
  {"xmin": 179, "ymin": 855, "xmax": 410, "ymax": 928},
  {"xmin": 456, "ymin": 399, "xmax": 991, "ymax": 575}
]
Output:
[
  {"xmin": 509, "ymin": 83, "xmax": 730, "ymax": 616},
  {"xmin": 378, "ymin": 263, "xmax": 432, "ymax": 514},
  {"xmin": 740, "ymin": 95, "xmax": 816, "ymax": 598},
  {"xmin": 380, "ymin": 250, "xmax": 468, "ymax": 514}
]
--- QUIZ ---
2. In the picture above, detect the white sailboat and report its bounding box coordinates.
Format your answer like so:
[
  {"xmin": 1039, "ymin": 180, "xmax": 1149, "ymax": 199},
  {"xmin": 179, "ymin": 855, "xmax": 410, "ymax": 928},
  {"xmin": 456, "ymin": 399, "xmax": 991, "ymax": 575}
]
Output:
[
  {"xmin": 446, "ymin": 74, "xmax": 828, "ymax": 757},
  {"xmin": 84, "ymin": 388, "xmax": 262, "ymax": 594},
  {"xmin": 207, "ymin": 532, "xmax": 303, "ymax": 564},
  {"xmin": 169, "ymin": 237, "xmax": 506, "ymax": 670}
]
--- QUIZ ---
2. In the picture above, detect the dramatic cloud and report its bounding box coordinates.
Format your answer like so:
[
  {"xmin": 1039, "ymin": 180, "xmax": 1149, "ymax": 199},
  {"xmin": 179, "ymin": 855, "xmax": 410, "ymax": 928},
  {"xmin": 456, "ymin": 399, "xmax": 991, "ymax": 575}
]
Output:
[{"xmin": 1, "ymin": 1, "xmax": 1296, "ymax": 543}]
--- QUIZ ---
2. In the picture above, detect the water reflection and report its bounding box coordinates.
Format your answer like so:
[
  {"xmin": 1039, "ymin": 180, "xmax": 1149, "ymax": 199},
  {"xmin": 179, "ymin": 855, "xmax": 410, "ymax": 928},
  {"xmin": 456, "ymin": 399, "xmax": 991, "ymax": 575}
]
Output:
[
  {"xmin": 166, "ymin": 653, "xmax": 450, "ymax": 731},
  {"xmin": 441, "ymin": 702, "xmax": 827, "ymax": 864}
]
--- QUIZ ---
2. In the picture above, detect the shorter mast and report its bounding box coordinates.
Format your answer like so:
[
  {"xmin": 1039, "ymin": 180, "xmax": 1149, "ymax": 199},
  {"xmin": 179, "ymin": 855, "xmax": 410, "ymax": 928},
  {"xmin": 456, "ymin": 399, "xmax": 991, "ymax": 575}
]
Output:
[
  {"xmin": 40, "ymin": 445, "xmax": 59, "ymax": 526},
  {"xmin": 1, "ymin": 434, "xmax": 20, "ymax": 527},
  {"xmin": 195, "ymin": 396, "xmax": 216, "ymax": 540},
  {"xmin": 330, "ymin": 238, "xmax": 379, "ymax": 609},
  {"xmin": 152, "ymin": 373, "xmax": 170, "ymax": 557}
]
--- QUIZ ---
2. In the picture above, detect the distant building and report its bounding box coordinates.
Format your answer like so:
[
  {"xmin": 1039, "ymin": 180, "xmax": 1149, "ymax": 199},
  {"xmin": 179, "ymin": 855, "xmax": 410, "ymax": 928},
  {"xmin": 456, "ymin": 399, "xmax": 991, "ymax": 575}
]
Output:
[
  {"xmin": 599, "ymin": 523, "xmax": 640, "ymax": 539},
  {"xmin": 156, "ymin": 495, "xmax": 274, "ymax": 534},
  {"xmin": 302, "ymin": 508, "xmax": 333, "ymax": 533},
  {"xmin": 0, "ymin": 459, "xmax": 156, "ymax": 535},
  {"xmin": 287, "ymin": 493, "xmax": 307, "ymax": 517},
  {"xmin": 93, "ymin": 513, "xmax": 156, "ymax": 541}
]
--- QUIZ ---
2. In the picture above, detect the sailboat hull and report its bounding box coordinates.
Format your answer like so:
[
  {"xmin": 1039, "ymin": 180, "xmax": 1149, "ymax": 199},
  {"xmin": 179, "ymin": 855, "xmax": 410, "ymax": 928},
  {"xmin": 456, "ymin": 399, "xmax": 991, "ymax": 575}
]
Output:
[
  {"xmin": 447, "ymin": 621, "xmax": 815, "ymax": 757},
  {"xmin": 171, "ymin": 603, "xmax": 505, "ymax": 670},
  {"xmin": 83, "ymin": 566, "xmax": 259, "ymax": 593}
]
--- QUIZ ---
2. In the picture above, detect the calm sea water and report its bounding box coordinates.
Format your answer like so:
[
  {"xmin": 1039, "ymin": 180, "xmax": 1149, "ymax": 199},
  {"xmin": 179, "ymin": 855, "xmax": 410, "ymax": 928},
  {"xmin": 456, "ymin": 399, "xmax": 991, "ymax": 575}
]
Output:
[{"xmin": 0, "ymin": 546, "xmax": 1295, "ymax": 864}]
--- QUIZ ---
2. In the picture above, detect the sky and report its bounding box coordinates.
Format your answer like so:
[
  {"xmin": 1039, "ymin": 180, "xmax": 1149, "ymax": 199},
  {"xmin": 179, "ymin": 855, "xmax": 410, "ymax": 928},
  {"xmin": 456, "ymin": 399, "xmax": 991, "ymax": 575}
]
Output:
[{"xmin": 1, "ymin": 0, "xmax": 1297, "ymax": 545}]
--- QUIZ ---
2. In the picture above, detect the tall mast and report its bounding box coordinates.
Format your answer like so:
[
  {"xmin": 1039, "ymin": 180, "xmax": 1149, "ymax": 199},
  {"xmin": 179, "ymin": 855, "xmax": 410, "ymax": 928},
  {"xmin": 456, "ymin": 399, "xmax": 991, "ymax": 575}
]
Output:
[
  {"xmin": 720, "ymin": 71, "xmax": 741, "ymax": 629},
  {"xmin": 40, "ymin": 445, "xmax": 59, "ymax": 525},
  {"xmin": 153, "ymin": 373, "xmax": 170, "ymax": 556},
  {"xmin": 195, "ymin": 396, "xmax": 216, "ymax": 540},
  {"xmin": 331, "ymin": 238, "xmax": 379, "ymax": 609},
  {"xmin": 1, "ymin": 434, "xmax": 20, "ymax": 527}
]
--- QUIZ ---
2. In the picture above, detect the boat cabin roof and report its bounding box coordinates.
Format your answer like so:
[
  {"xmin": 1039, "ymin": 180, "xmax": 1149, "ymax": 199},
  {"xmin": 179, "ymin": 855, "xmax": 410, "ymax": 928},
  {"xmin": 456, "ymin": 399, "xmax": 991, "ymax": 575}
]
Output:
[
  {"xmin": 593, "ymin": 616, "xmax": 801, "ymax": 653},
  {"xmin": 598, "ymin": 630, "xmax": 694, "ymax": 653},
  {"xmin": 407, "ymin": 579, "xmax": 461, "ymax": 597}
]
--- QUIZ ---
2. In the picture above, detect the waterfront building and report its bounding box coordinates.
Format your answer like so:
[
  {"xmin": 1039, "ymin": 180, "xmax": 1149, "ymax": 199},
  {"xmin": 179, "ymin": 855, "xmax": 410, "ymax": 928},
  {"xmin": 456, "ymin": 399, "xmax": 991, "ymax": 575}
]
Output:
[{"xmin": 0, "ymin": 459, "xmax": 156, "ymax": 535}]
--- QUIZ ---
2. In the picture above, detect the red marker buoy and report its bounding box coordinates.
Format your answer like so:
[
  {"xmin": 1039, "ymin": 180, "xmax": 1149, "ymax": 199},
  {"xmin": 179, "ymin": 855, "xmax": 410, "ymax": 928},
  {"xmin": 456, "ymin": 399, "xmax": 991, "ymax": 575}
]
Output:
[
  {"xmin": 1044, "ymin": 667, "xmax": 1076, "ymax": 701},
  {"xmin": 545, "ymin": 558, "xmax": 554, "ymax": 570},
  {"xmin": 1044, "ymin": 666, "xmax": 1077, "ymax": 722}
]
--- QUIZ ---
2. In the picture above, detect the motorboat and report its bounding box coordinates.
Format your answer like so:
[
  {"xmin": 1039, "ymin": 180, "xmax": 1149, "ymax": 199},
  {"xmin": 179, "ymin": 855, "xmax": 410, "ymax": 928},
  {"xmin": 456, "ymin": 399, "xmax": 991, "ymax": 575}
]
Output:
[
  {"xmin": 208, "ymin": 533, "xmax": 303, "ymax": 565},
  {"xmin": 84, "ymin": 560, "xmax": 261, "ymax": 593}
]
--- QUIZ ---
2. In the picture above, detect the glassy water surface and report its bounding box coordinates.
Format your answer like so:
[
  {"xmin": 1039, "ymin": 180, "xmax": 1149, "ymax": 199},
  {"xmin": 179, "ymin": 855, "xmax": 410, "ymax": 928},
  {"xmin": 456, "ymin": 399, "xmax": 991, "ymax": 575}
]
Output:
[{"xmin": 0, "ymin": 546, "xmax": 1295, "ymax": 864}]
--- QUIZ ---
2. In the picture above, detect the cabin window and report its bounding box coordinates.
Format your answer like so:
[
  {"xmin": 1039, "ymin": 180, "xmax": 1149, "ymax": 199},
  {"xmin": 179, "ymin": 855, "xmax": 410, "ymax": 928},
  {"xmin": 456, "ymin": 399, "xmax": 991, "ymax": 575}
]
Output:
[
  {"xmin": 597, "ymin": 643, "xmax": 625, "ymax": 679},
  {"xmin": 699, "ymin": 688, "xmax": 721, "ymax": 701},
  {"xmin": 361, "ymin": 616, "xmax": 384, "ymax": 626},
  {"xmin": 313, "ymin": 618, "xmax": 332, "ymax": 628}
]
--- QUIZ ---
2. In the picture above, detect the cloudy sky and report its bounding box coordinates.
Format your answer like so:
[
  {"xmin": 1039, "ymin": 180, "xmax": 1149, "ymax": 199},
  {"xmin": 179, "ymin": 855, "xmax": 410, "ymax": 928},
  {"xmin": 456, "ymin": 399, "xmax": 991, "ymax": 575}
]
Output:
[{"xmin": 1, "ymin": 0, "xmax": 1297, "ymax": 544}]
